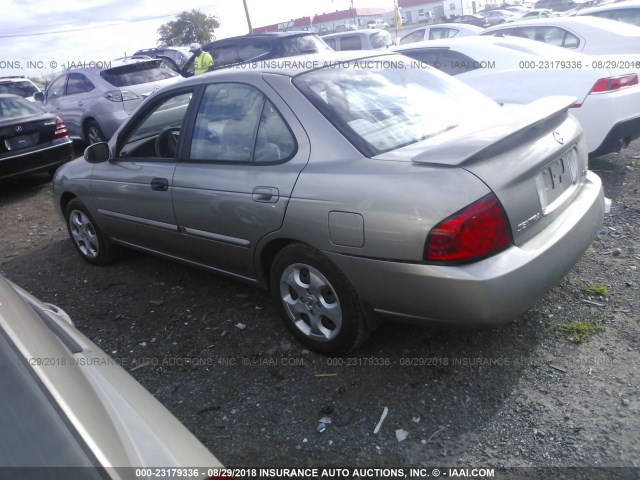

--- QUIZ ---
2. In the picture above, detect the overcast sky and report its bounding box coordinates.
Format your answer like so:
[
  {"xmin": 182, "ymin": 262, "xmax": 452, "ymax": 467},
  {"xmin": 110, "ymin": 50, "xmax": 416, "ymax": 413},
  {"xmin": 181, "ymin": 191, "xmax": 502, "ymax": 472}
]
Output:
[{"xmin": 0, "ymin": 0, "xmax": 394, "ymax": 80}]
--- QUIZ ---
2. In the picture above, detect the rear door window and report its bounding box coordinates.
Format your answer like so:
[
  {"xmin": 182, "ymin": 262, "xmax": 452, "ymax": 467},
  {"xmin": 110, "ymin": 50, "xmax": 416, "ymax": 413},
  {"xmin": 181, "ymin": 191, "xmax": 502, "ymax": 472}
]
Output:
[
  {"xmin": 428, "ymin": 27, "xmax": 458, "ymax": 39},
  {"xmin": 210, "ymin": 44, "xmax": 240, "ymax": 67},
  {"xmin": 237, "ymin": 39, "xmax": 272, "ymax": 62},
  {"xmin": 66, "ymin": 73, "xmax": 95, "ymax": 96},
  {"xmin": 399, "ymin": 29, "xmax": 425, "ymax": 44},
  {"xmin": 532, "ymin": 26, "xmax": 580, "ymax": 47},
  {"xmin": 189, "ymin": 83, "xmax": 295, "ymax": 163}
]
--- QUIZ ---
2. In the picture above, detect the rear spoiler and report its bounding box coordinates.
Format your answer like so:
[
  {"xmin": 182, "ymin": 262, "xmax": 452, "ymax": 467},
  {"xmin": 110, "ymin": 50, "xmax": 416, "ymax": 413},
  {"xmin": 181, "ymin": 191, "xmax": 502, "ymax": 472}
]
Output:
[{"xmin": 394, "ymin": 96, "xmax": 577, "ymax": 167}]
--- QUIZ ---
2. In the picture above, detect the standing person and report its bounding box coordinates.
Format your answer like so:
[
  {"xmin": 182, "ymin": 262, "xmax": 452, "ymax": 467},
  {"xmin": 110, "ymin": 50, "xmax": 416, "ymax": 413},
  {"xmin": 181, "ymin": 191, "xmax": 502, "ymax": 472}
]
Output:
[{"xmin": 190, "ymin": 43, "xmax": 214, "ymax": 75}]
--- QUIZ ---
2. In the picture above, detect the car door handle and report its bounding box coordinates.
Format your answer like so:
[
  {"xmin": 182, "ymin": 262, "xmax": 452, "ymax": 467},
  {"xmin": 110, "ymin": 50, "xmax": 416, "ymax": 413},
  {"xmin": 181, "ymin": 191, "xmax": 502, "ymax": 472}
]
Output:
[
  {"xmin": 151, "ymin": 177, "xmax": 169, "ymax": 191},
  {"xmin": 252, "ymin": 186, "xmax": 279, "ymax": 203},
  {"xmin": 77, "ymin": 102, "xmax": 83, "ymax": 106}
]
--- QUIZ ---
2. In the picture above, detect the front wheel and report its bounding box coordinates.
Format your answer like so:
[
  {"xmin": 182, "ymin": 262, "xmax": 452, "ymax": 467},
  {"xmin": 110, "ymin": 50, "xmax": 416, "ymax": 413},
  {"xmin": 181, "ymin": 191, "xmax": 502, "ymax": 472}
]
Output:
[
  {"xmin": 270, "ymin": 243, "xmax": 370, "ymax": 355},
  {"xmin": 65, "ymin": 199, "xmax": 118, "ymax": 265}
]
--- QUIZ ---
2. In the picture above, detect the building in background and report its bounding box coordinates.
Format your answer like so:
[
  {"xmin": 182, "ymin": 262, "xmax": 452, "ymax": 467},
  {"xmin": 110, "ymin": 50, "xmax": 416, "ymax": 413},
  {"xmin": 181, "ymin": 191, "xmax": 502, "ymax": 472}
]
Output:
[{"xmin": 253, "ymin": 0, "xmax": 500, "ymax": 34}]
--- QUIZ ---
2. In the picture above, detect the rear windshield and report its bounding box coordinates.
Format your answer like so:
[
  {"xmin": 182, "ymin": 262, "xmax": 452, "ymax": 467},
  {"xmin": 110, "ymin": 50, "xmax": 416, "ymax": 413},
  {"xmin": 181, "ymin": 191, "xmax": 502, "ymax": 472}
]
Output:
[
  {"xmin": 0, "ymin": 96, "xmax": 43, "ymax": 119},
  {"xmin": 100, "ymin": 60, "xmax": 179, "ymax": 87},
  {"xmin": 0, "ymin": 81, "xmax": 39, "ymax": 98},
  {"xmin": 281, "ymin": 35, "xmax": 332, "ymax": 56},
  {"xmin": 294, "ymin": 56, "xmax": 499, "ymax": 156}
]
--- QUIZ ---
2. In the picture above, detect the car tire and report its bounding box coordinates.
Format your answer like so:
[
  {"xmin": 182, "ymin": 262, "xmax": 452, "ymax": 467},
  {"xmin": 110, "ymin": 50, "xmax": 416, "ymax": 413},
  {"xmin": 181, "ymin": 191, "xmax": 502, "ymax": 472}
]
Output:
[
  {"xmin": 85, "ymin": 120, "xmax": 106, "ymax": 145},
  {"xmin": 270, "ymin": 243, "xmax": 370, "ymax": 355},
  {"xmin": 65, "ymin": 198, "xmax": 118, "ymax": 265}
]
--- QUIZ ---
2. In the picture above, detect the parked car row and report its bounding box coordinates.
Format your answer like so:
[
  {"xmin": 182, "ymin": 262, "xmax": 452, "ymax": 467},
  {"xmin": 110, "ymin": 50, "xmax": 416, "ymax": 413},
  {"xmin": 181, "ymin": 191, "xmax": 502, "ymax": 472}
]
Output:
[
  {"xmin": 6, "ymin": 7, "xmax": 629, "ymax": 470},
  {"xmin": 5, "ymin": 9, "xmax": 638, "ymax": 183}
]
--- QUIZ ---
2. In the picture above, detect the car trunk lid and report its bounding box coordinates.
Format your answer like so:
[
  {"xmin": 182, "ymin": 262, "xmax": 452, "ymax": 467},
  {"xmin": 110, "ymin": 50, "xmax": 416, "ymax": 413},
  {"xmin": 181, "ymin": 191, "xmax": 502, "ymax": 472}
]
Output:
[
  {"xmin": 379, "ymin": 96, "xmax": 589, "ymax": 245},
  {"xmin": 0, "ymin": 113, "xmax": 57, "ymax": 156}
]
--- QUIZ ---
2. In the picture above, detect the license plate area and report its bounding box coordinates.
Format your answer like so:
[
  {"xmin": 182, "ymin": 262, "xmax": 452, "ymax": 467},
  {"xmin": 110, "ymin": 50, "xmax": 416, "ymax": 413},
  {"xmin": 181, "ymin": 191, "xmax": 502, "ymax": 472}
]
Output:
[
  {"xmin": 535, "ymin": 147, "xmax": 580, "ymax": 215},
  {"xmin": 4, "ymin": 133, "xmax": 39, "ymax": 151}
]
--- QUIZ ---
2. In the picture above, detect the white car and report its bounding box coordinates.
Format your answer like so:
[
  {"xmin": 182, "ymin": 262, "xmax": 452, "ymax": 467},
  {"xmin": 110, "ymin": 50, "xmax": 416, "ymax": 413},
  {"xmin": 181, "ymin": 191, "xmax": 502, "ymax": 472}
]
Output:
[
  {"xmin": 479, "ymin": 15, "xmax": 640, "ymax": 53},
  {"xmin": 394, "ymin": 36, "xmax": 640, "ymax": 156},
  {"xmin": 506, "ymin": 8, "xmax": 561, "ymax": 21},
  {"xmin": 576, "ymin": 0, "xmax": 640, "ymax": 26},
  {"xmin": 483, "ymin": 9, "xmax": 518, "ymax": 25},
  {"xmin": 398, "ymin": 24, "xmax": 482, "ymax": 44},
  {"xmin": 0, "ymin": 76, "xmax": 41, "ymax": 102},
  {"xmin": 367, "ymin": 18, "xmax": 388, "ymax": 29}
]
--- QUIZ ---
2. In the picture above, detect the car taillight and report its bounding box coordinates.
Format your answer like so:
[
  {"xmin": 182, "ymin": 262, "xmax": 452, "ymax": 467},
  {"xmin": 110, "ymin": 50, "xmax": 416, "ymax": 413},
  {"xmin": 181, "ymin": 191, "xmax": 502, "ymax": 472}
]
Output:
[
  {"xmin": 425, "ymin": 193, "xmax": 512, "ymax": 263},
  {"xmin": 104, "ymin": 90, "xmax": 139, "ymax": 102},
  {"xmin": 52, "ymin": 116, "xmax": 68, "ymax": 140},
  {"xmin": 589, "ymin": 74, "xmax": 638, "ymax": 94}
]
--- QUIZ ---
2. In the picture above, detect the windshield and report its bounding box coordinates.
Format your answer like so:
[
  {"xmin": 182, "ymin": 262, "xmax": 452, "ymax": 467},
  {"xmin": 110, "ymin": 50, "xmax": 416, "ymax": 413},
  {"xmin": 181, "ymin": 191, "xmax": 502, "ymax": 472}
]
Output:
[
  {"xmin": 294, "ymin": 56, "xmax": 499, "ymax": 156},
  {"xmin": 100, "ymin": 60, "xmax": 179, "ymax": 87}
]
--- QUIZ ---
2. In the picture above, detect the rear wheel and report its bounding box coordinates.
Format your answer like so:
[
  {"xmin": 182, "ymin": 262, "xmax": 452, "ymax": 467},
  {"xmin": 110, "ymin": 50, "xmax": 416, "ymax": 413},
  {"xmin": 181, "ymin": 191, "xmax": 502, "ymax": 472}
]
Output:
[
  {"xmin": 65, "ymin": 199, "xmax": 118, "ymax": 265},
  {"xmin": 270, "ymin": 243, "xmax": 370, "ymax": 355},
  {"xmin": 85, "ymin": 120, "xmax": 106, "ymax": 144}
]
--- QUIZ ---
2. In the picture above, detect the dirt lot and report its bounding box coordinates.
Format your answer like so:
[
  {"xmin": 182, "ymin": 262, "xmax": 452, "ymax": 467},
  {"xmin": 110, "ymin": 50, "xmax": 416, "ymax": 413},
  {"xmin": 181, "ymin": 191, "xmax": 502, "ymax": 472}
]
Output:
[{"xmin": 1, "ymin": 142, "xmax": 639, "ymax": 478}]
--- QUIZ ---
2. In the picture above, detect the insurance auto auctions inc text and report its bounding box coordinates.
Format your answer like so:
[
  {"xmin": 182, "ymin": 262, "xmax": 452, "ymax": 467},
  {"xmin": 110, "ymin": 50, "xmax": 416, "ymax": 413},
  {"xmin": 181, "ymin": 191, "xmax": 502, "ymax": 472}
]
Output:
[{"xmin": 223, "ymin": 467, "xmax": 495, "ymax": 478}]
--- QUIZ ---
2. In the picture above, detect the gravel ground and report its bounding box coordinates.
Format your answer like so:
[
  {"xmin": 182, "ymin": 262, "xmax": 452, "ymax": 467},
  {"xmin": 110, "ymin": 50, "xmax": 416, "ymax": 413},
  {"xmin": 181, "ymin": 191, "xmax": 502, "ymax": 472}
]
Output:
[{"xmin": 1, "ymin": 142, "xmax": 639, "ymax": 479}]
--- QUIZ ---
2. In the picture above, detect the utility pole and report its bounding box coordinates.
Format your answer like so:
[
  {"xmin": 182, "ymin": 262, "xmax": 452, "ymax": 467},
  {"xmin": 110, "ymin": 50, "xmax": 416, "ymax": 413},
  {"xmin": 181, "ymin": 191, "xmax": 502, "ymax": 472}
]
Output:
[
  {"xmin": 350, "ymin": 0, "xmax": 356, "ymax": 28},
  {"xmin": 243, "ymin": 0, "xmax": 253, "ymax": 33}
]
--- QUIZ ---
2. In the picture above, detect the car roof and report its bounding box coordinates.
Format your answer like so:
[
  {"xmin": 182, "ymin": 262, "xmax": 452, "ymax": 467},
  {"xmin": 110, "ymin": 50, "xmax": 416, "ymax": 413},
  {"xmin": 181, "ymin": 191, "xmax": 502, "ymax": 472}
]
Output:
[
  {"xmin": 0, "ymin": 76, "xmax": 35, "ymax": 83},
  {"xmin": 174, "ymin": 50, "xmax": 398, "ymax": 87},
  {"xmin": 404, "ymin": 23, "xmax": 483, "ymax": 33},
  {"xmin": 482, "ymin": 13, "xmax": 640, "ymax": 33},
  {"xmin": 577, "ymin": 0, "xmax": 640, "ymax": 13},
  {"xmin": 136, "ymin": 46, "xmax": 192, "ymax": 52},
  {"xmin": 322, "ymin": 28, "xmax": 389, "ymax": 39},
  {"xmin": 202, "ymin": 30, "xmax": 317, "ymax": 47}
]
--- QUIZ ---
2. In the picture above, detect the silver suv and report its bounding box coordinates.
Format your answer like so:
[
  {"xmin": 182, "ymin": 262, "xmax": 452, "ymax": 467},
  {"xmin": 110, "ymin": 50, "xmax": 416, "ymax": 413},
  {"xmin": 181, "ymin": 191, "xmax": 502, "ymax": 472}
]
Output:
[{"xmin": 35, "ymin": 59, "xmax": 181, "ymax": 143}]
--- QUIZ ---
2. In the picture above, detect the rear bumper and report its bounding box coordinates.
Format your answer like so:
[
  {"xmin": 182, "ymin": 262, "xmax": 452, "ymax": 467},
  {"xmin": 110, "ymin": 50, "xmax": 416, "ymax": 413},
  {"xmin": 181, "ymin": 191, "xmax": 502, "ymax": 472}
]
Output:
[
  {"xmin": 589, "ymin": 115, "xmax": 640, "ymax": 158},
  {"xmin": 326, "ymin": 171, "xmax": 604, "ymax": 327},
  {"xmin": 0, "ymin": 139, "xmax": 74, "ymax": 181}
]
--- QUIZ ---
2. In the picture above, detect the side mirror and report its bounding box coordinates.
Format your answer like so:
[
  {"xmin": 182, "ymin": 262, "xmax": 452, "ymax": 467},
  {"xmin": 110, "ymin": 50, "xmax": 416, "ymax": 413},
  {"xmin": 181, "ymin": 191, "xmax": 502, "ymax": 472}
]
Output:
[
  {"xmin": 34, "ymin": 92, "xmax": 44, "ymax": 102},
  {"xmin": 84, "ymin": 142, "xmax": 110, "ymax": 164}
]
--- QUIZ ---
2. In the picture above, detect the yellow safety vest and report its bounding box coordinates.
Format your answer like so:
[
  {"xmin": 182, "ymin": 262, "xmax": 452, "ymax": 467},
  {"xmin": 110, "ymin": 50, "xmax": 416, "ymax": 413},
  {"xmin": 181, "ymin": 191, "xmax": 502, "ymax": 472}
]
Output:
[{"xmin": 193, "ymin": 51, "xmax": 214, "ymax": 75}]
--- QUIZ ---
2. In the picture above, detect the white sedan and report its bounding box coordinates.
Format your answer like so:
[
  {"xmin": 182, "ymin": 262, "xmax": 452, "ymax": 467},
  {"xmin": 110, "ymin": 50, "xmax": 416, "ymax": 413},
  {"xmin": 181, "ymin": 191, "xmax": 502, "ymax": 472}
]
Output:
[
  {"xmin": 398, "ymin": 23, "xmax": 482, "ymax": 45},
  {"xmin": 394, "ymin": 36, "xmax": 640, "ymax": 156},
  {"xmin": 479, "ymin": 16, "xmax": 640, "ymax": 54}
]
